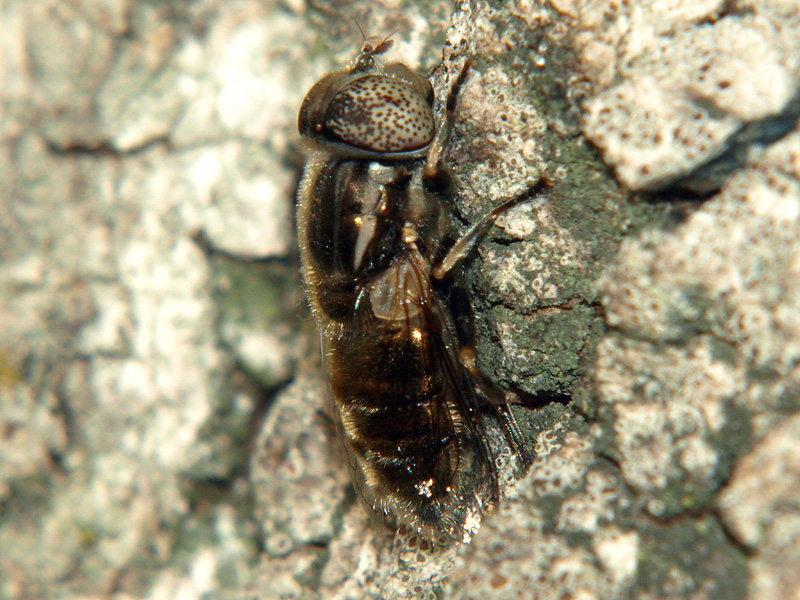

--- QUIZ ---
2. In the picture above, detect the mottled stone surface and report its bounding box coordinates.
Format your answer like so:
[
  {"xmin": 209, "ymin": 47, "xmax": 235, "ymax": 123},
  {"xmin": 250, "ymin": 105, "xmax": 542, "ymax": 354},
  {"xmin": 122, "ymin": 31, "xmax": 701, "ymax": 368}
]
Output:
[
  {"xmin": 2, "ymin": 0, "xmax": 799, "ymax": 599},
  {"xmin": 719, "ymin": 412, "xmax": 800, "ymax": 600},
  {"xmin": 576, "ymin": 0, "xmax": 800, "ymax": 190},
  {"xmin": 0, "ymin": 1, "xmax": 308, "ymax": 597},
  {"xmin": 438, "ymin": 0, "xmax": 632, "ymax": 397}
]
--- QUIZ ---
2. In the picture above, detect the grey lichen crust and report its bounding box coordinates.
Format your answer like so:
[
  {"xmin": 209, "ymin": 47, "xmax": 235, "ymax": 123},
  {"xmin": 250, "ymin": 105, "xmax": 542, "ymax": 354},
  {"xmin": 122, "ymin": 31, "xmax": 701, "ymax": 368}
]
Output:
[
  {"xmin": 575, "ymin": 0, "xmax": 800, "ymax": 191},
  {"xmin": 436, "ymin": 1, "xmax": 630, "ymax": 398},
  {"xmin": 3, "ymin": 0, "xmax": 800, "ymax": 599},
  {"xmin": 593, "ymin": 130, "xmax": 800, "ymax": 596},
  {"xmin": 0, "ymin": 0, "xmax": 307, "ymax": 597}
]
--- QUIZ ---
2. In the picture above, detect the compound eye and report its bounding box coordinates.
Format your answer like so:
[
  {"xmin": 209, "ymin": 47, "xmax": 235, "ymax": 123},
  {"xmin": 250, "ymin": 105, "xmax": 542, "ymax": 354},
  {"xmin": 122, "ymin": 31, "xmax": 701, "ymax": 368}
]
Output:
[{"xmin": 324, "ymin": 75, "xmax": 435, "ymax": 153}]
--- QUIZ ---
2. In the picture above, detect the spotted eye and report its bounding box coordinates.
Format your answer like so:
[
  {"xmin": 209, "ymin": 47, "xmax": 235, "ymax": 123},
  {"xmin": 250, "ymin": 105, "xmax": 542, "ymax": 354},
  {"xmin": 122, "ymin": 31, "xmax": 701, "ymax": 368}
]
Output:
[{"xmin": 323, "ymin": 75, "xmax": 435, "ymax": 153}]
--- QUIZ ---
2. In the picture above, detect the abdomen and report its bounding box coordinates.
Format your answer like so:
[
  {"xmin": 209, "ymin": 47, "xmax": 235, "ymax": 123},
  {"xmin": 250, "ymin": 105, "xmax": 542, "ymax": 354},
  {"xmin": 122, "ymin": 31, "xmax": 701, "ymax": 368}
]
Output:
[{"xmin": 323, "ymin": 254, "xmax": 494, "ymax": 544}]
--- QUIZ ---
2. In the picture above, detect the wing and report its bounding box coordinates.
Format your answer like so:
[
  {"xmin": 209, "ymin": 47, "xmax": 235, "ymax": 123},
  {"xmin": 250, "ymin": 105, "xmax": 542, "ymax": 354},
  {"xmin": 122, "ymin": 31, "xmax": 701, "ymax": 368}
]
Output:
[{"xmin": 324, "ymin": 246, "xmax": 500, "ymax": 544}]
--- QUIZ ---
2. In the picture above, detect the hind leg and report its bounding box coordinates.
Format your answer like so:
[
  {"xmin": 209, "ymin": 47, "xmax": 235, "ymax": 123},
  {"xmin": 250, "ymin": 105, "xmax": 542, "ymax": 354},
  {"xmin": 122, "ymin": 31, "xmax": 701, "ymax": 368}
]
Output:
[
  {"xmin": 443, "ymin": 281, "xmax": 533, "ymax": 467},
  {"xmin": 458, "ymin": 342, "xmax": 533, "ymax": 468}
]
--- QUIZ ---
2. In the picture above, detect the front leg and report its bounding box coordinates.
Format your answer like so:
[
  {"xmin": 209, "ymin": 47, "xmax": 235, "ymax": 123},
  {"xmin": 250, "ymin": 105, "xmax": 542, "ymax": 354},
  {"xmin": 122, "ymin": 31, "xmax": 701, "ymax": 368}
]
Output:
[
  {"xmin": 432, "ymin": 176, "xmax": 551, "ymax": 281},
  {"xmin": 423, "ymin": 58, "xmax": 473, "ymax": 181}
]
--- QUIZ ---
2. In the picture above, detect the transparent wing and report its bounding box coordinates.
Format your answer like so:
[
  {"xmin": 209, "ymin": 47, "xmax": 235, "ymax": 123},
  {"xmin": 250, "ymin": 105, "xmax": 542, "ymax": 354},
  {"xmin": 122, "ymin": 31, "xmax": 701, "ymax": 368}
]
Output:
[{"xmin": 325, "ymin": 247, "xmax": 499, "ymax": 543}]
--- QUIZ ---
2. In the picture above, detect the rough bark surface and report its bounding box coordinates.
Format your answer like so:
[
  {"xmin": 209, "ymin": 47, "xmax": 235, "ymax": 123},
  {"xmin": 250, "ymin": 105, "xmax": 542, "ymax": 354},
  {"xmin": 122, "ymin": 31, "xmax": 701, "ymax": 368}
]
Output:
[{"xmin": 1, "ymin": 1, "xmax": 799, "ymax": 599}]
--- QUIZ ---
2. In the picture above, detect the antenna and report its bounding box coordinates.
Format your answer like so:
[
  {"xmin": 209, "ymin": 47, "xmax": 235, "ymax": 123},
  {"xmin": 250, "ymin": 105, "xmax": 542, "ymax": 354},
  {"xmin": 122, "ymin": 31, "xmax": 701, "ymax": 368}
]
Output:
[
  {"xmin": 352, "ymin": 18, "xmax": 395, "ymax": 56},
  {"xmin": 354, "ymin": 18, "xmax": 367, "ymax": 42}
]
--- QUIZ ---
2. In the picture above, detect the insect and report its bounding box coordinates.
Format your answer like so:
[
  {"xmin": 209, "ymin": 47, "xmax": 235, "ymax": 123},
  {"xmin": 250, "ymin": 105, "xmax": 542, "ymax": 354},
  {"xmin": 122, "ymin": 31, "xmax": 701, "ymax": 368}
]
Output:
[{"xmin": 296, "ymin": 34, "xmax": 536, "ymax": 545}]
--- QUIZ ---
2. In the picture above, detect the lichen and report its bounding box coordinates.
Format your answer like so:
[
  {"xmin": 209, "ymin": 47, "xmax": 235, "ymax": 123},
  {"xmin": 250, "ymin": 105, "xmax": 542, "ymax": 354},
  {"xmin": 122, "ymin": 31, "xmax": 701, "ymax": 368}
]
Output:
[
  {"xmin": 3, "ymin": 0, "xmax": 799, "ymax": 598},
  {"xmin": 577, "ymin": 3, "xmax": 800, "ymax": 190}
]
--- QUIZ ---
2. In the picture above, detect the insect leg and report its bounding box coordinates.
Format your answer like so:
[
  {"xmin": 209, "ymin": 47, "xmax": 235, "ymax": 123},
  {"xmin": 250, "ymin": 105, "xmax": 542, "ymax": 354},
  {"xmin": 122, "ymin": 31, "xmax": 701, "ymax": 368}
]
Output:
[
  {"xmin": 457, "ymin": 343, "xmax": 533, "ymax": 467},
  {"xmin": 442, "ymin": 280, "xmax": 533, "ymax": 467},
  {"xmin": 423, "ymin": 59, "xmax": 473, "ymax": 181},
  {"xmin": 434, "ymin": 182, "xmax": 553, "ymax": 466},
  {"xmin": 434, "ymin": 192, "xmax": 524, "ymax": 282}
]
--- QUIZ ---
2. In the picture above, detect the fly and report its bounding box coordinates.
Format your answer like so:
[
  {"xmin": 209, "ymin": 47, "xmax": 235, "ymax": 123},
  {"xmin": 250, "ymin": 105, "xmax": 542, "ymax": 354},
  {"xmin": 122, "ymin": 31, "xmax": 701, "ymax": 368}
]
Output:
[{"xmin": 296, "ymin": 34, "xmax": 540, "ymax": 545}]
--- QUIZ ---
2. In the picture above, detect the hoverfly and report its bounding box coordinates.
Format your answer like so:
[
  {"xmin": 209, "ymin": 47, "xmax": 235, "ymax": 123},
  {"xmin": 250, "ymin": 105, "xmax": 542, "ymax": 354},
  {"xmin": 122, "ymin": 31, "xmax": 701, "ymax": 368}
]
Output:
[{"xmin": 296, "ymin": 34, "xmax": 536, "ymax": 545}]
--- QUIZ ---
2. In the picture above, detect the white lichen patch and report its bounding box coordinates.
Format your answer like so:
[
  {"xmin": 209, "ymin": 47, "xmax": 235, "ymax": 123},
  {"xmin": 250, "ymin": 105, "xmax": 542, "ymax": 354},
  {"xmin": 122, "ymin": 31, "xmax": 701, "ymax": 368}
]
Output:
[
  {"xmin": 525, "ymin": 431, "xmax": 594, "ymax": 498},
  {"xmin": 593, "ymin": 528, "xmax": 639, "ymax": 584},
  {"xmin": 719, "ymin": 412, "xmax": 800, "ymax": 548},
  {"xmin": 454, "ymin": 66, "xmax": 545, "ymax": 203},
  {"xmin": 759, "ymin": 131, "xmax": 800, "ymax": 180},
  {"xmin": 213, "ymin": 19, "xmax": 294, "ymax": 137},
  {"xmin": 481, "ymin": 244, "xmax": 558, "ymax": 305},
  {"xmin": 646, "ymin": 0, "xmax": 725, "ymax": 23},
  {"xmin": 554, "ymin": 0, "xmax": 723, "ymax": 35},
  {"xmin": 747, "ymin": 177, "xmax": 800, "ymax": 222},
  {"xmin": 747, "ymin": 510, "xmax": 800, "ymax": 600},
  {"xmin": 447, "ymin": 429, "xmax": 633, "ymax": 600},
  {"xmin": 181, "ymin": 143, "xmax": 295, "ymax": 258},
  {"xmin": 481, "ymin": 201, "xmax": 590, "ymax": 309},
  {"xmin": 594, "ymin": 337, "xmax": 739, "ymax": 431},
  {"xmin": 578, "ymin": 2, "xmax": 800, "ymax": 189},
  {"xmin": 556, "ymin": 470, "xmax": 622, "ymax": 534},
  {"xmin": 220, "ymin": 321, "xmax": 295, "ymax": 387},
  {"xmin": 674, "ymin": 19, "xmax": 794, "ymax": 121},
  {"xmin": 251, "ymin": 369, "xmax": 352, "ymax": 550},
  {"xmin": 583, "ymin": 77, "xmax": 740, "ymax": 189},
  {"xmin": 594, "ymin": 119, "xmax": 800, "ymax": 527},
  {"xmin": 494, "ymin": 201, "xmax": 540, "ymax": 239},
  {"xmin": 677, "ymin": 436, "xmax": 718, "ymax": 482}
]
